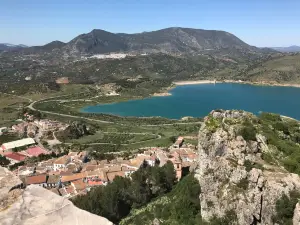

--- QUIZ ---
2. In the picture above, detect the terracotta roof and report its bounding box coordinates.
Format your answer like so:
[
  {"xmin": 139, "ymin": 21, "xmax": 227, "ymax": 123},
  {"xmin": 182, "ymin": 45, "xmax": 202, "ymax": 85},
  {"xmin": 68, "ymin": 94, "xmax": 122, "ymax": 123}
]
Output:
[
  {"xmin": 26, "ymin": 174, "xmax": 47, "ymax": 185},
  {"xmin": 60, "ymin": 171, "xmax": 73, "ymax": 176},
  {"xmin": 49, "ymin": 171, "xmax": 61, "ymax": 175},
  {"xmin": 88, "ymin": 180, "xmax": 103, "ymax": 186},
  {"xmin": 61, "ymin": 172, "xmax": 86, "ymax": 183},
  {"xmin": 26, "ymin": 146, "xmax": 48, "ymax": 157},
  {"xmin": 106, "ymin": 171, "xmax": 125, "ymax": 182},
  {"xmin": 71, "ymin": 179, "xmax": 86, "ymax": 191},
  {"xmin": 5, "ymin": 152, "xmax": 27, "ymax": 162}
]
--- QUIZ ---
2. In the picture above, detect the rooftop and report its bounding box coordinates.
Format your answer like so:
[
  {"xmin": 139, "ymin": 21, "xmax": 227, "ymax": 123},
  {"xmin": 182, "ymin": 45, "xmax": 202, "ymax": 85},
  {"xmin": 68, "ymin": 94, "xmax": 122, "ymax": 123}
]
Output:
[
  {"xmin": 71, "ymin": 179, "xmax": 86, "ymax": 191},
  {"xmin": 1, "ymin": 138, "xmax": 35, "ymax": 150},
  {"xmin": 88, "ymin": 180, "xmax": 103, "ymax": 186},
  {"xmin": 106, "ymin": 171, "xmax": 125, "ymax": 182},
  {"xmin": 5, "ymin": 152, "xmax": 27, "ymax": 162},
  {"xmin": 54, "ymin": 156, "xmax": 70, "ymax": 165},
  {"xmin": 61, "ymin": 172, "xmax": 86, "ymax": 183},
  {"xmin": 26, "ymin": 146, "xmax": 48, "ymax": 157},
  {"xmin": 25, "ymin": 174, "xmax": 47, "ymax": 185}
]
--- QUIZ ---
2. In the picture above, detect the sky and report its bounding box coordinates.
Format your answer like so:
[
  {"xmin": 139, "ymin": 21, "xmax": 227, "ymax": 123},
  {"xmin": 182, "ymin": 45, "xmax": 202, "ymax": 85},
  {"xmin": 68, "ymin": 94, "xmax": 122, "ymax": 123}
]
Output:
[{"xmin": 1, "ymin": 0, "xmax": 299, "ymax": 47}]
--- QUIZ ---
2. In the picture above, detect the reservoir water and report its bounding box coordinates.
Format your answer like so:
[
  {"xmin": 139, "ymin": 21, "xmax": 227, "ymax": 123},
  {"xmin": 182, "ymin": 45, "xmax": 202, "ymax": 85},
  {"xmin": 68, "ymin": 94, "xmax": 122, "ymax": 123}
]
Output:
[{"xmin": 81, "ymin": 83, "xmax": 300, "ymax": 119}]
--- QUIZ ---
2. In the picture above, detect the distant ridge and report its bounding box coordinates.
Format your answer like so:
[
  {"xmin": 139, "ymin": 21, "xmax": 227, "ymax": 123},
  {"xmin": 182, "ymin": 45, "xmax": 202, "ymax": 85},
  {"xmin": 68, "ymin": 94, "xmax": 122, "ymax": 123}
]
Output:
[
  {"xmin": 0, "ymin": 43, "xmax": 28, "ymax": 51},
  {"xmin": 270, "ymin": 45, "xmax": 300, "ymax": 53},
  {"xmin": 6, "ymin": 27, "xmax": 274, "ymax": 56}
]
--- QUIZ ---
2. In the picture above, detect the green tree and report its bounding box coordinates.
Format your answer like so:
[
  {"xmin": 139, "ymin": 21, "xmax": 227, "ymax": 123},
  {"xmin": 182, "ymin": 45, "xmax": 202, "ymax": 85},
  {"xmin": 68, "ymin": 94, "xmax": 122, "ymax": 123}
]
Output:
[{"xmin": 162, "ymin": 161, "xmax": 177, "ymax": 191}]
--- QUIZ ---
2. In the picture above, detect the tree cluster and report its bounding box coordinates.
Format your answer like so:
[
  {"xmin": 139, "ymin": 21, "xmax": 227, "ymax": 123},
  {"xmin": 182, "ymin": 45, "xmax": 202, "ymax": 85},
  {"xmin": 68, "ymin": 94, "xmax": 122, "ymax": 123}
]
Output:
[
  {"xmin": 121, "ymin": 174, "xmax": 202, "ymax": 225},
  {"xmin": 72, "ymin": 162, "xmax": 176, "ymax": 224}
]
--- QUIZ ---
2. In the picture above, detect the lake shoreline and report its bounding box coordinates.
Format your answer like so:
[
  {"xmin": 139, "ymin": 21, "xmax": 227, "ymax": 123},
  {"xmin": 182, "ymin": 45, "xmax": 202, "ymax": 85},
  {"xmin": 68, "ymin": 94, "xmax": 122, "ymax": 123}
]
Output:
[
  {"xmin": 81, "ymin": 82, "xmax": 300, "ymax": 120},
  {"xmin": 173, "ymin": 79, "xmax": 300, "ymax": 88},
  {"xmin": 154, "ymin": 79, "xmax": 300, "ymax": 97}
]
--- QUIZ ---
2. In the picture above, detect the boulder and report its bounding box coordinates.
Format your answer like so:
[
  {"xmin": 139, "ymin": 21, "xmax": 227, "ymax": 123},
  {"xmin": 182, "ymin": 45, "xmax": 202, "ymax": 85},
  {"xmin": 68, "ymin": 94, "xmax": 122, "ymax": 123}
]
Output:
[{"xmin": 0, "ymin": 167, "xmax": 113, "ymax": 225}]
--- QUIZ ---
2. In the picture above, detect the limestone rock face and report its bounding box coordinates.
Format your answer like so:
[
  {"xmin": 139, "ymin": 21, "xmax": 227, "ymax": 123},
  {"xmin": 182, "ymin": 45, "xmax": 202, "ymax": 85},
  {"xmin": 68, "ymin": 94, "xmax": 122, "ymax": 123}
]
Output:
[
  {"xmin": 0, "ymin": 167, "xmax": 23, "ymax": 211},
  {"xmin": 293, "ymin": 203, "xmax": 300, "ymax": 225},
  {"xmin": 195, "ymin": 110, "xmax": 300, "ymax": 225},
  {"xmin": 0, "ymin": 167, "xmax": 113, "ymax": 225}
]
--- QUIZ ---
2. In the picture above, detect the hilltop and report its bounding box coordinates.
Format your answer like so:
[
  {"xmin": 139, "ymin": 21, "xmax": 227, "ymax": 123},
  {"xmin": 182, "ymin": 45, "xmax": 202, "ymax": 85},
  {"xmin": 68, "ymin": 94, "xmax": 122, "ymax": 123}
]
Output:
[{"xmin": 3, "ymin": 27, "xmax": 271, "ymax": 56}]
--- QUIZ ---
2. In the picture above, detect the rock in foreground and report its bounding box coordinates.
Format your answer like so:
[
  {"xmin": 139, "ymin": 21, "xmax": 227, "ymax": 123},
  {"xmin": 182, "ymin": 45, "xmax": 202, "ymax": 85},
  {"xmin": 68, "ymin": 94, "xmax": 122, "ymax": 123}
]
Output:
[{"xmin": 0, "ymin": 167, "xmax": 112, "ymax": 225}]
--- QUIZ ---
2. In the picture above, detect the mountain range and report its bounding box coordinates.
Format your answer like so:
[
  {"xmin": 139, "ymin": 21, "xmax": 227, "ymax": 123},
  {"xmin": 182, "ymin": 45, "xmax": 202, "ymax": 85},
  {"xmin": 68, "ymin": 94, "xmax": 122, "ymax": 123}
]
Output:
[
  {"xmin": 270, "ymin": 45, "xmax": 300, "ymax": 53},
  {"xmin": 0, "ymin": 43, "xmax": 28, "ymax": 51},
  {"xmin": 2, "ymin": 27, "xmax": 275, "ymax": 56}
]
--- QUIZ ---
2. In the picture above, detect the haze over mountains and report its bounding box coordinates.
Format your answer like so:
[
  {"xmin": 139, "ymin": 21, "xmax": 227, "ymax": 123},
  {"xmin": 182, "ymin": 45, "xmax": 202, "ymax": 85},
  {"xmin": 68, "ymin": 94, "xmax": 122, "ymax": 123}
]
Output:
[
  {"xmin": 1, "ymin": 27, "xmax": 276, "ymax": 56},
  {"xmin": 0, "ymin": 43, "xmax": 28, "ymax": 51},
  {"xmin": 271, "ymin": 45, "xmax": 300, "ymax": 53}
]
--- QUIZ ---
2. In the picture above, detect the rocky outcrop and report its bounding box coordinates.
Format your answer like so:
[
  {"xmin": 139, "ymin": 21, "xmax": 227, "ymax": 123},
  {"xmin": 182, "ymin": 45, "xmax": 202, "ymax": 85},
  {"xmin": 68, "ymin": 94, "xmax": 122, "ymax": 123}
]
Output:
[
  {"xmin": 0, "ymin": 167, "xmax": 23, "ymax": 211},
  {"xmin": 195, "ymin": 110, "xmax": 300, "ymax": 225},
  {"xmin": 0, "ymin": 167, "xmax": 113, "ymax": 225},
  {"xmin": 293, "ymin": 203, "xmax": 300, "ymax": 224}
]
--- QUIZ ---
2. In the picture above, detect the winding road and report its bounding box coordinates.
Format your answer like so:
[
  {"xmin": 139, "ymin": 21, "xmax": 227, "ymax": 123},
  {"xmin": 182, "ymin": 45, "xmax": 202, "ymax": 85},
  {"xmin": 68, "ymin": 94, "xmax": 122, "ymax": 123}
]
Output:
[
  {"xmin": 2, "ymin": 91, "xmax": 201, "ymax": 147},
  {"xmin": 27, "ymin": 98, "xmax": 202, "ymax": 126}
]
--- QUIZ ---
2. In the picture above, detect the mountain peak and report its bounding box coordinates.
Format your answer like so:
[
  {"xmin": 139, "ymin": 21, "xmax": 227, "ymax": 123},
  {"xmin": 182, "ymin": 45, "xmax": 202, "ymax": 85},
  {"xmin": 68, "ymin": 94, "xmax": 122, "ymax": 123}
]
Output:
[{"xmin": 5, "ymin": 27, "xmax": 272, "ymax": 55}]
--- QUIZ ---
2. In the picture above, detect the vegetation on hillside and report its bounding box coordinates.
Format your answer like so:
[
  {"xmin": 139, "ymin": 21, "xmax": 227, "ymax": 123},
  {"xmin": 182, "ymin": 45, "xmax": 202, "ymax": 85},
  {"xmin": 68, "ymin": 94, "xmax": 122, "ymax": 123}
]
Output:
[
  {"xmin": 257, "ymin": 113, "xmax": 300, "ymax": 174},
  {"xmin": 273, "ymin": 190, "xmax": 300, "ymax": 225},
  {"xmin": 72, "ymin": 162, "xmax": 176, "ymax": 224},
  {"xmin": 120, "ymin": 174, "xmax": 201, "ymax": 225}
]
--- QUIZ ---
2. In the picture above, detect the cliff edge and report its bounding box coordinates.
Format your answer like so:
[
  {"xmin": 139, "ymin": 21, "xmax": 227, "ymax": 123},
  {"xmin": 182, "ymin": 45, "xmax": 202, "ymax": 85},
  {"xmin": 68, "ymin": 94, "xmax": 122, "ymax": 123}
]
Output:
[{"xmin": 196, "ymin": 110, "xmax": 300, "ymax": 224}]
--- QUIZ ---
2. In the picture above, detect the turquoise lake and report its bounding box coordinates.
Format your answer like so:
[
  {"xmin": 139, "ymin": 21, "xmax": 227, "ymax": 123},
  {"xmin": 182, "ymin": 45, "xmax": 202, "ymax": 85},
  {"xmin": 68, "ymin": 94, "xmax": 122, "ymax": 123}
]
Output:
[{"xmin": 81, "ymin": 83, "xmax": 300, "ymax": 119}]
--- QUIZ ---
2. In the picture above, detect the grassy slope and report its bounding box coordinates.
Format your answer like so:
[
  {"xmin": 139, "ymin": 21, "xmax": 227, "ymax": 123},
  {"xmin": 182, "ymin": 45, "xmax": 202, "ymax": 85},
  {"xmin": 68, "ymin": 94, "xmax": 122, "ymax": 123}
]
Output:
[{"xmin": 238, "ymin": 54, "xmax": 300, "ymax": 83}]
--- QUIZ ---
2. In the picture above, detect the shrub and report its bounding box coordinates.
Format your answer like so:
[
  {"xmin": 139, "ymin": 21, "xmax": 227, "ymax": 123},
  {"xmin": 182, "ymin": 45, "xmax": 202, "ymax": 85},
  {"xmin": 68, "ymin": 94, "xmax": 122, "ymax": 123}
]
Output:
[
  {"xmin": 244, "ymin": 159, "xmax": 253, "ymax": 172},
  {"xmin": 259, "ymin": 112, "xmax": 282, "ymax": 122},
  {"xmin": 205, "ymin": 116, "xmax": 221, "ymax": 133},
  {"xmin": 239, "ymin": 126, "xmax": 256, "ymax": 141},
  {"xmin": 208, "ymin": 210, "xmax": 238, "ymax": 225},
  {"xmin": 273, "ymin": 122, "xmax": 290, "ymax": 135},
  {"xmin": 273, "ymin": 190, "xmax": 300, "ymax": 225},
  {"xmin": 207, "ymin": 200, "xmax": 214, "ymax": 208}
]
